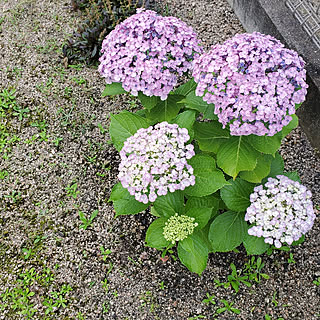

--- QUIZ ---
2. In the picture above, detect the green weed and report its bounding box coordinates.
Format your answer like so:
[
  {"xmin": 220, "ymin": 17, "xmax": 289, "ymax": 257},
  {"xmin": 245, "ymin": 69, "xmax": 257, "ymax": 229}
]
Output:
[
  {"xmin": 66, "ymin": 182, "xmax": 80, "ymax": 199},
  {"xmin": 78, "ymin": 209, "xmax": 98, "ymax": 229},
  {"xmin": 0, "ymin": 169, "xmax": 9, "ymax": 179},
  {"xmin": 243, "ymin": 257, "xmax": 269, "ymax": 283},
  {"xmin": 313, "ymin": 277, "xmax": 320, "ymax": 286},
  {"xmin": 216, "ymin": 299, "xmax": 241, "ymax": 315},
  {"xmin": 287, "ymin": 253, "xmax": 296, "ymax": 264},
  {"xmin": 202, "ymin": 293, "xmax": 216, "ymax": 306},
  {"xmin": 100, "ymin": 246, "xmax": 111, "ymax": 261},
  {"xmin": 214, "ymin": 263, "xmax": 251, "ymax": 293}
]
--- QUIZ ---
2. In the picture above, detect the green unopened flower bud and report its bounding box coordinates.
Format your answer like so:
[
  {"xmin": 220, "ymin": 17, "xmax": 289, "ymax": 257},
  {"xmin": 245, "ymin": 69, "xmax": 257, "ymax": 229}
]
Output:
[{"xmin": 163, "ymin": 213, "xmax": 198, "ymax": 244}]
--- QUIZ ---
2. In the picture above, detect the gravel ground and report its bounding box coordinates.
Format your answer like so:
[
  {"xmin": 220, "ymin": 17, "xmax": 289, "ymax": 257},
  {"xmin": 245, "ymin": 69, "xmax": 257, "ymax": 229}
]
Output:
[{"xmin": 0, "ymin": 0, "xmax": 319, "ymax": 319}]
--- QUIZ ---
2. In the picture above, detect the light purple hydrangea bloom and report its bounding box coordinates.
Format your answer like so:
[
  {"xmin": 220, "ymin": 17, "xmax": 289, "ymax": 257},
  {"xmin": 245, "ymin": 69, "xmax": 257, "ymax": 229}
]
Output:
[
  {"xmin": 118, "ymin": 122, "xmax": 195, "ymax": 204},
  {"xmin": 98, "ymin": 9, "xmax": 202, "ymax": 100},
  {"xmin": 245, "ymin": 175, "xmax": 315, "ymax": 248},
  {"xmin": 192, "ymin": 32, "xmax": 308, "ymax": 136}
]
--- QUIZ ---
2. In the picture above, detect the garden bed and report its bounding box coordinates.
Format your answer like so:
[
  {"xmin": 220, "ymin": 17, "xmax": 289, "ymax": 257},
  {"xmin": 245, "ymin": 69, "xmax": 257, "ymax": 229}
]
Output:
[{"xmin": 0, "ymin": 0, "xmax": 319, "ymax": 319}]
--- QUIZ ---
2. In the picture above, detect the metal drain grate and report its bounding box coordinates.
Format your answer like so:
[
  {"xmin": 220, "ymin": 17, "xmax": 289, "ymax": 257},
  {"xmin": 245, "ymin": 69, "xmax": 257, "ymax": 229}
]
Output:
[{"xmin": 286, "ymin": 0, "xmax": 320, "ymax": 49}]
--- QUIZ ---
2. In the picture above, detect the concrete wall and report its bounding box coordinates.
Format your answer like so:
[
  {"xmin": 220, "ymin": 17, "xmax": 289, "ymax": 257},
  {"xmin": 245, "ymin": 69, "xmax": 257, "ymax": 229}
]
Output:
[{"xmin": 227, "ymin": 0, "xmax": 320, "ymax": 150}]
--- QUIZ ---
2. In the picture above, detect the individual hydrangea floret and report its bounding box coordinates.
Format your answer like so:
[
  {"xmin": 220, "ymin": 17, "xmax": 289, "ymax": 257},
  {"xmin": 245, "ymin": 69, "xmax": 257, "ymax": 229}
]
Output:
[
  {"xmin": 163, "ymin": 213, "xmax": 198, "ymax": 244},
  {"xmin": 98, "ymin": 9, "xmax": 202, "ymax": 100},
  {"xmin": 192, "ymin": 32, "xmax": 308, "ymax": 136},
  {"xmin": 118, "ymin": 122, "xmax": 195, "ymax": 204},
  {"xmin": 245, "ymin": 175, "xmax": 315, "ymax": 248}
]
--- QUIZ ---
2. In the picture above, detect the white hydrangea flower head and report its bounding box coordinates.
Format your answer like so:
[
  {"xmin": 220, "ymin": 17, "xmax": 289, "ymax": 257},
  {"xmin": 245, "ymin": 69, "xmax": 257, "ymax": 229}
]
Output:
[
  {"xmin": 118, "ymin": 122, "xmax": 196, "ymax": 203},
  {"xmin": 163, "ymin": 213, "xmax": 198, "ymax": 244},
  {"xmin": 245, "ymin": 175, "xmax": 315, "ymax": 248}
]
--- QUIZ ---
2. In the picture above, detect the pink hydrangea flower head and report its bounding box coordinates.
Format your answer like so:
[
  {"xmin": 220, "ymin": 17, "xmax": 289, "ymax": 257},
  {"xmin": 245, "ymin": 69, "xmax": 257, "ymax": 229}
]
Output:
[
  {"xmin": 245, "ymin": 175, "xmax": 315, "ymax": 248},
  {"xmin": 98, "ymin": 9, "xmax": 202, "ymax": 100},
  {"xmin": 118, "ymin": 122, "xmax": 196, "ymax": 203},
  {"xmin": 192, "ymin": 32, "xmax": 308, "ymax": 136}
]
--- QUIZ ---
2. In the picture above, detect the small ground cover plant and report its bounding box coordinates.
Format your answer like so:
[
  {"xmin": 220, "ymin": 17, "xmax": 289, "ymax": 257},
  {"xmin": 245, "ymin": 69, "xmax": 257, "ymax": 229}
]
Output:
[
  {"xmin": 78, "ymin": 209, "xmax": 99, "ymax": 229},
  {"xmin": 101, "ymin": 9, "xmax": 316, "ymax": 275},
  {"xmin": 214, "ymin": 258, "xmax": 269, "ymax": 293},
  {"xmin": 0, "ymin": 266, "xmax": 73, "ymax": 319},
  {"xmin": 0, "ymin": 88, "xmax": 21, "ymax": 158},
  {"xmin": 63, "ymin": 0, "xmax": 147, "ymax": 65}
]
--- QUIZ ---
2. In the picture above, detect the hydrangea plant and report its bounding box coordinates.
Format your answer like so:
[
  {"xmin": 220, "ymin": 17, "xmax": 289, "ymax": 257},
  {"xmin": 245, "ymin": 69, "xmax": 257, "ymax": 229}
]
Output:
[{"xmin": 104, "ymin": 10, "xmax": 315, "ymax": 275}]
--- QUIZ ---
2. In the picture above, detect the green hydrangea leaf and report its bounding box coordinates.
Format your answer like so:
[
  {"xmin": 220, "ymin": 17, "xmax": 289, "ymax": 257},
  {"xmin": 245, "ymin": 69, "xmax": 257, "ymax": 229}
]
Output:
[
  {"xmin": 138, "ymin": 92, "xmax": 160, "ymax": 110},
  {"xmin": 239, "ymin": 154, "xmax": 273, "ymax": 183},
  {"xmin": 153, "ymin": 190, "xmax": 185, "ymax": 218},
  {"xmin": 283, "ymin": 171, "xmax": 301, "ymax": 182},
  {"xmin": 147, "ymin": 94, "xmax": 184, "ymax": 122},
  {"xmin": 185, "ymin": 195, "xmax": 220, "ymax": 220},
  {"xmin": 185, "ymin": 207, "xmax": 213, "ymax": 229},
  {"xmin": 281, "ymin": 114, "xmax": 299, "ymax": 138},
  {"xmin": 171, "ymin": 110, "xmax": 196, "ymax": 141},
  {"xmin": 194, "ymin": 121, "xmax": 230, "ymax": 153},
  {"xmin": 150, "ymin": 206, "xmax": 161, "ymax": 217},
  {"xmin": 179, "ymin": 91, "xmax": 217, "ymax": 120},
  {"xmin": 174, "ymin": 79, "xmax": 197, "ymax": 96},
  {"xmin": 209, "ymin": 211, "xmax": 248, "ymax": 252},
  {"xmin": 109, "ymin": 111, "xmax": 150, "ymax": 151},
  {"xmin": 220, "ymin": 178, "xmax": 255, "ymax": 212},
  {"xmin": 145, "ymin": 218, "xmax": 170, "ymax": 249},
  {"xmin": 109, "ymin": 183, "xmax": 149, "ymax": 217},
  {"xmin": 247, "ymin": 132, "xmax": 282, "ymax": 155},
  {"xmin": 185, "ymin": 154, "xmax": 229, "ymax": 197},
  {"xmin": 243, "ymin": 233, "xmax": 270, "ymax": 255},
  {"xmin": 292, "ymin": 234, "xmax": 305, "ymax": 246},
  {"xmin": 267, "ymin": 152, "xmax": 284, "ymax": 178},
  {"xmin": 102, "ymin": 82, "xmax": 126, "ymax": 96},
  {"xmin": 217, "ymin": 136, "xmax": 259, "ymax": 179},
  {"xmin": 178, "ymin": 232, "xmax": 209, "ymax": 275}
]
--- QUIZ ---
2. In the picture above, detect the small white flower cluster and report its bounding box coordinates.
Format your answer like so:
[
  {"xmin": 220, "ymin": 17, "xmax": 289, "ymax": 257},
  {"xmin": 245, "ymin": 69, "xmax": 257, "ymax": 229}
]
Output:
[
  {"xmin": 245, "ymin": 175, "xmax": 315, "ymax": 248},
  {"xmin": 163, "ymin": 213, "xmax": 198, "ymax": 244},
  {"xmin": 118, "ymin": 122, "xmax": 195, "ymax": 204}
]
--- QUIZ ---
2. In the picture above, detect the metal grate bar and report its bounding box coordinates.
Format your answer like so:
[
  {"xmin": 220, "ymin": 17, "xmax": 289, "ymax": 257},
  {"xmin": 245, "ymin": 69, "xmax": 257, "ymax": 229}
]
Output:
[{"xmin": 286, "ymin": 0, "xmax": 320, "ymax": 48}]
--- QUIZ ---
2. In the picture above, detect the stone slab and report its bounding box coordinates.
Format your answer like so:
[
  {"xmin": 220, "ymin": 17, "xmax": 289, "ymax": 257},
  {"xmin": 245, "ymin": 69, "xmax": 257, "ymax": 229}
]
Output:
[{"xmin": 227, "ymin": 0, "xmax": 320, "ymax": 150}]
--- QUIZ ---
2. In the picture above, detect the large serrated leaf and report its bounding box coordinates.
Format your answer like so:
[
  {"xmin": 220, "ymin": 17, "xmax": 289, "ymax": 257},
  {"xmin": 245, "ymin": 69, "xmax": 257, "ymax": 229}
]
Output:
[
  {"xmin": 281, "ymin": 114, "xmax": 298, "ymax": 138},
  {"xmin": 138, "ymin": 92, "xmax": 160, "ymax": 110},
  {"xmin": 171, "ymin": 110, "xmax": 196, "ymax": 141},
  {"xmin": 174, "ymin": 79, "xmax": 197, "ymax": 96},
  {"xmin": 153, "ymin": 190, "xmax": 184, "ymax": 218},
  {"xmin": 145, "ymin": 218, "xmax": 170, "ymax": 249},
  {"xmin": 185, "ymin": 154, "xmax": 229, "ymax": 197},
  {"xmin": 102, "ymin": 82, "xmax": 126, "ymax": 96},
  {"xmin": 178, "ymin": 233, "xmax": 209, "ymax": 275},
  {"xmin": 109, "ymin": 183, "xmax": 149, "ymax": 217},
  {"xmin": 179, "ymin": 91, "xmax": 217, "ymax": 120},
  {"xmin": 109, "ymin": 111, "xmax": 150, "ymax": 151},
  {"xmin": 220, "ymin": 178, "xmax": 255, "ymax": 212},
  {"xmin": 185, "ymin": 195, "xmax": 220, "ymax": 220},
  {"xmin": 247, "ymin": 132, "xmax": 282, "ymax": 155},
  {"xmin": 239, "ymin": 154, "xmax": 273, "ymax": 183},
  {"xmin": 147, "ymin": 95, "xmax": 184, "ymax": 122},
  {"xmin": 243, "ymin": 233, "xmax": 270, "ymax": 255},
  {"xmin": 209, "ymin": 211, "xmax": 248, "ymax": 252},
  {"xmin": 194, "ymin": 121, "xmax": 230, "ymax": 153},
  {"xmin": 283, "ymin": 171, "xmax": 301, "ymax": 182},
  {"xmin": 217, "ymin": 136, "xmax": 259, "ymax": 179},
  {"xmin": 265, "ymin": 152, "xmax": 284, "ymax": 180},
  {"xmin": 185, "ymin": 207, "xmax": 213, "ymax": 229}
]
